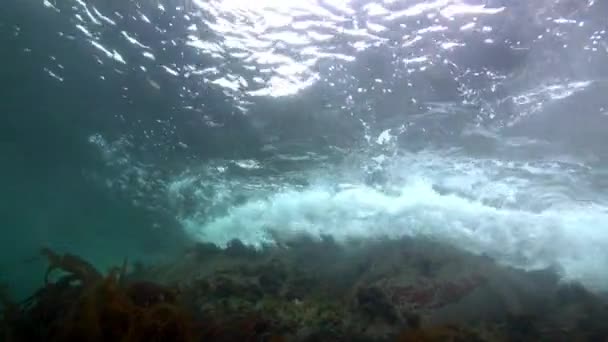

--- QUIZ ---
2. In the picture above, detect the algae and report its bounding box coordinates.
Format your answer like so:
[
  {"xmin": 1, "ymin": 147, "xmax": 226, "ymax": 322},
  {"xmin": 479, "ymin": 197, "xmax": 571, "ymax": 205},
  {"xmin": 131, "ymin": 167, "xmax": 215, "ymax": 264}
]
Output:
[{"xmin": 2, "ymin": 237, "xmax": 608, "ymax": 341}]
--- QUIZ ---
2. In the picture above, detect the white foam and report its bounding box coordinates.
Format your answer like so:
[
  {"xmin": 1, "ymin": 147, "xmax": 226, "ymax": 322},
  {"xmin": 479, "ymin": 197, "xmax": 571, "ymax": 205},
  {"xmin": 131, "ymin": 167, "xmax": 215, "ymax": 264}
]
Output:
[{"xmin": 176, "ymin": 151, "xmax": 608, "ymax": 290}]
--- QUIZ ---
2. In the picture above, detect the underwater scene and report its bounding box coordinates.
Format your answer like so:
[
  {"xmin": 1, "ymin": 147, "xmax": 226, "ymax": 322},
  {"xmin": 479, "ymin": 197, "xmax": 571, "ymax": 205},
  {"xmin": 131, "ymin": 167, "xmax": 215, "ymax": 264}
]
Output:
[{"xmin": 2, "ymin": 0, "xmax": 608, "ymax": 340}]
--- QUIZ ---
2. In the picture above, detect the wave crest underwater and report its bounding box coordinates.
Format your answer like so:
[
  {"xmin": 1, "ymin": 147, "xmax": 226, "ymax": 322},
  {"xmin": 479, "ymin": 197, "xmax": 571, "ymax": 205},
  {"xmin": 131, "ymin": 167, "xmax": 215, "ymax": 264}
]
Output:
[{"xmin": 170, "ymin": 150, "xmax": 608, "ymax": 290}]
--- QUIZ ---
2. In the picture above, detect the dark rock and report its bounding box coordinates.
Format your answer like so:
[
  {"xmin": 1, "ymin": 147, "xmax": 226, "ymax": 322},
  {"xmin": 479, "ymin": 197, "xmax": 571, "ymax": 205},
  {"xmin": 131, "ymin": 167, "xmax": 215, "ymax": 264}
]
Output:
[
  {"xmin": 579, "ymin": 314, "xmax": 608, "ymax": 342},
  {"xmin": 555, "ymin": 282, "xmax": 593, "ymax": 305},
  {"xmin": 285, "ymin": 274, "xmax": 319, "ymax": 301},
  {"xmin": 211, "ymin": 276, "xmax": 262, "ymax": 301},
  {"xmin": 126, "ymin": 281, "xmax": 177, "ymax": 307},
  {"xmin": 225, "ymin": 239, "xmax": 258, "ymax": 258},
  {"xmin": 356, "ymin": 287, "xmax": 400, "ymax": 324},
  {"xmin": 211, "ymin": 276, "xmax": 241, "ymax": 298},
  {"xmin": 404, "ymin": 313, "xmax": 421, "ymax": 329},
  {"xmin": 257, "ymin": 260, "xmax": 287, "ymax": 295},
  {"xmin": 416, "ymin": 259, "xmax": 437, "ymax": 278},
  {"xmin": 295, "ymin": 327, "xmax": 343, "ymax": 342},
  {"xmin": 259, "ymin": 273, "xmax": 283, "ymax": 296},
  {"xmin": 189, "ymin": 242, "xmax": 221, "ymax": 260},
  {"xmin": 506, "ymin": 314, "xmax": 539, "ymax": 341}
]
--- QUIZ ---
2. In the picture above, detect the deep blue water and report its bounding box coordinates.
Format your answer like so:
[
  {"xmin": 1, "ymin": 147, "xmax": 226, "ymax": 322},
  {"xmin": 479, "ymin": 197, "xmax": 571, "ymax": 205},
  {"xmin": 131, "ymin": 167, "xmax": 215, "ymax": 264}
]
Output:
[{"xmin": 2, "ymin": 0, "xmax": 608, "ymax": 297}]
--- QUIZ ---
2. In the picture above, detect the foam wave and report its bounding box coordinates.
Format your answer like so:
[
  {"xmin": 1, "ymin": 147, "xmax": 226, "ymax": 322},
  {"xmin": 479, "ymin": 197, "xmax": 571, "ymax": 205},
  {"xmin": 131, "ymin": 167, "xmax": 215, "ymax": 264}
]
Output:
[{"xmin": 177, "ymin": 151, "xmax": 608, "ymax": 290}]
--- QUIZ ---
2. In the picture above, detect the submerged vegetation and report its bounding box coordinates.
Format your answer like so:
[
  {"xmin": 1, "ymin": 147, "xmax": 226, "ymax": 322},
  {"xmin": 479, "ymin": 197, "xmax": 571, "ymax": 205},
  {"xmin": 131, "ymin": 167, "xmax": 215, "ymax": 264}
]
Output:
[{"xmin": 1, "ymin": 237, "xmax": 608, "ymax": 341}]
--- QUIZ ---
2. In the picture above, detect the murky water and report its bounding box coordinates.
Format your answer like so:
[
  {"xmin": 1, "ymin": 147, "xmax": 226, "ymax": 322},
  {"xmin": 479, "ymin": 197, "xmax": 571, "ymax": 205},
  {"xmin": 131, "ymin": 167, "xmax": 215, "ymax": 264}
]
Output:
[{"xmin": 2, "ymin": 0, "xmax": 608, "ymax": 295}]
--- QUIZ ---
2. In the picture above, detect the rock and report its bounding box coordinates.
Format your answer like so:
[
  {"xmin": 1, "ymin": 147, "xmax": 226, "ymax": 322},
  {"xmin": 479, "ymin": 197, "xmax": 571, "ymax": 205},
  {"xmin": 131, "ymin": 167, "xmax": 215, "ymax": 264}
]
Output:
[
  {"xmin": 505, "ymin": 314, "xmax": 540, "ymax": 341},
  {"xmin": 225, "ymin": 239, "xmax": 258, "ymax": 258},
  {"xmin": 257, "ymin": 259, "xmax": 288, "ymax": 296},
  {"xmin": 187, "ymin": 242, "xmax": 221, "ymax": 260},
  {"xmin": 209, "ymin": 275, "xmax": 262, "ymax": 301},
  {"xmin": 555, "ymin": 282, "xmax": 594, "ymax": 305},
  {"xmin": 356, "ymin": 286, "xmax": 400, "ymax": 324}
]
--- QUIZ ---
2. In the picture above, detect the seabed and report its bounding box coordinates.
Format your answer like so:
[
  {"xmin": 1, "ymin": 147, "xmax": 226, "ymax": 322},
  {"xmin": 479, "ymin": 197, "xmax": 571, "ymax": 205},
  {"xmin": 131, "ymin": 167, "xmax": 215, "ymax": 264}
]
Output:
[{"xmin": 1, "ymin": 236, "xmax": 607, "ymax": 341}]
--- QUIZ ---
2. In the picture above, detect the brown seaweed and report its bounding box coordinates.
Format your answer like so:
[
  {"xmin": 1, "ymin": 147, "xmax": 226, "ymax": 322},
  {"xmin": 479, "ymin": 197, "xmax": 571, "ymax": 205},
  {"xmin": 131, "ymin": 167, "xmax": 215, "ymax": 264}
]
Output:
[
  {"xmin": 3, "ymin": 238, "xmax": 608, "ymax": 341},
  {"xmin": 40, "ymin": 247, "xmax": 102, "ymax": 285},
  {"xmin": 6, "ymin": 248, "xmax": 197, "ymax": 342}
]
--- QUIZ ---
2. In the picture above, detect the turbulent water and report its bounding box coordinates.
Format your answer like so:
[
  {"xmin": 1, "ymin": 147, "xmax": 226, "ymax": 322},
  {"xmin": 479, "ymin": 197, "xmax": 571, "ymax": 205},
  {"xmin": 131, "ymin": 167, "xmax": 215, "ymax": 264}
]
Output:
[{"xmin": 2, "ymin": 0, "xmax": 608, "ymax": 294}]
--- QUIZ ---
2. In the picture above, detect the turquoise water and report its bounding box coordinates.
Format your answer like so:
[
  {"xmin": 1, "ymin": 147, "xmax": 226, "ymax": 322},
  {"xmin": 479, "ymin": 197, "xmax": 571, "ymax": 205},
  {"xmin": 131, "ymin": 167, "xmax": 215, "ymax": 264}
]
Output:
[{"xmin": 2, "ymin": 0, "xmax": 608, "ymax": 298}]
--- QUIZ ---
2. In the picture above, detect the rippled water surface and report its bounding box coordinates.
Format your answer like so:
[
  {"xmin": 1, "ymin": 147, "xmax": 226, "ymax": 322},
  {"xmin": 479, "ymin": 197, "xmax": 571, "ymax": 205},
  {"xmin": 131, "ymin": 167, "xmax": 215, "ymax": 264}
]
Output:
[{"xmin": 3, "ymin": 0, "xmax": 608, "ymax": 293}]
